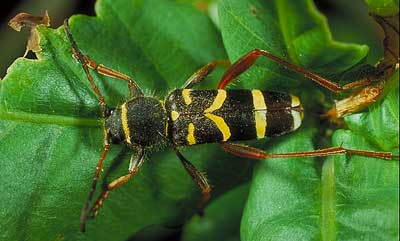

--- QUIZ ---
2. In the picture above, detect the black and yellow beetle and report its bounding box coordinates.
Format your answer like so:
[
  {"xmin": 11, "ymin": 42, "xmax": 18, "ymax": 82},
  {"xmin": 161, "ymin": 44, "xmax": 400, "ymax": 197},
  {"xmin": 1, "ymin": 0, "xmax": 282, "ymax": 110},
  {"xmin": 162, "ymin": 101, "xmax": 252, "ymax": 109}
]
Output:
[{"xmin": 63, "ymin": 20, "xmax": 396, "ymax": 233}]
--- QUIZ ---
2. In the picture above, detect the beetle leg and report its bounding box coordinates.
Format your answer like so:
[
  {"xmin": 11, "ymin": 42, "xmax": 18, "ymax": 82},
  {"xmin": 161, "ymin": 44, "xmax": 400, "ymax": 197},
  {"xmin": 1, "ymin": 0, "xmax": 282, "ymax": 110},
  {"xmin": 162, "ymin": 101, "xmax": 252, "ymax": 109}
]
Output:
[
  {"xmin": 221, "ymin": 143, "xmax": 398, "ymax": 161},
  {"xmin": 182, "ymin": 60, "xmax": 230, "ymax": 89},
  {"xmin": 63, "ymin": 19, "xmax": 109, "ymax": 116},
  {"xmin": 81, "ymin": 148, "xmax": 145, "ymax": 232},
  {"xmin": 63, "ymin": 19, "xmax": 142, "ymax": 98},
  {"xmin": 174, "ymin": 148, "xmax": 211, "ymax": 215},
  {"xmin": 80, "ymin": 142, "xmax": 111, "ymax": 233},
  {"xmin": 218, "ymin": 49, "xmax": 343, "ymax": 93},
  {"xmin": 74, "ymin": 53, "xmax": 142, "ymax": 98}
]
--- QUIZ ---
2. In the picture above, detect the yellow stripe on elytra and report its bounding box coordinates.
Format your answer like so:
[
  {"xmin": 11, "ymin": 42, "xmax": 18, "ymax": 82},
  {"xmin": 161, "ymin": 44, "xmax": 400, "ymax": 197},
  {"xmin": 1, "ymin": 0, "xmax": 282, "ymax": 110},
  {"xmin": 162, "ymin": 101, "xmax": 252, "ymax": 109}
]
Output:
[
  {"xmin": 291, "ymin": 110, "xmax": 302, "ymax": 131},
  {"xmin": 182, "ymin": 89, "xmax": 192, "ymax": 105},
  {"xmin": 251, "ymin": 90, "xmax": 267, "ymax": 138},
  {"xmin": 121, "ymin": 103, "xmax": 132, "ymax": 144},
  {"xmin": 202, "ymin": 90, "xmax": 230, "ymax": 141},
  {"xmin": 290, "ymin": 94, "xmax": 304, "ymax": 127},
  {"xmin": 187, "ymin": 123, "xmax": 196, "ymax": 145},
  {"xmin": 171, "ymin": 111, "xmax": 180, "ymax": 121},
  {"xmin": 204, "ymin": 113, "xmax": 231, "ymax": 141},
  {"xmin": 204, "ymin": 89, "xmax": 227, "ymax": 113},
  {"xmin": 290, "ymin": 95, "xmax": 301, "ymax": 107}
]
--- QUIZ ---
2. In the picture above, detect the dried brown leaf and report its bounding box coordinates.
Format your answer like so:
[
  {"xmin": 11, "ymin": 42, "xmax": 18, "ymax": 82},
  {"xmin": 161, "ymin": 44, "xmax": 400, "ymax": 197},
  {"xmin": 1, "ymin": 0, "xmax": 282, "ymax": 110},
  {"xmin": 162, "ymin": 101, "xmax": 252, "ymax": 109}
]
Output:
[
  {"xmin": 326, "ymin": 14, "xmax": 399, "ymax": 120},
  {"xmin": 8, "ymin": 11, "xmax": 51, "ymax": 57}
]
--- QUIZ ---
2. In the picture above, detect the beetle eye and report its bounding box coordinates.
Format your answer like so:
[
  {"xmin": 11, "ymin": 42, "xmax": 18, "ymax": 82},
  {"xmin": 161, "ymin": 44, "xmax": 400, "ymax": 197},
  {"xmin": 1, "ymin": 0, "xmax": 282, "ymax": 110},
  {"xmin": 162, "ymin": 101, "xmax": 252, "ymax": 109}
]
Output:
[{"xmin": 104, "ymin": 107, "xmax": 113, "ymax": 117}]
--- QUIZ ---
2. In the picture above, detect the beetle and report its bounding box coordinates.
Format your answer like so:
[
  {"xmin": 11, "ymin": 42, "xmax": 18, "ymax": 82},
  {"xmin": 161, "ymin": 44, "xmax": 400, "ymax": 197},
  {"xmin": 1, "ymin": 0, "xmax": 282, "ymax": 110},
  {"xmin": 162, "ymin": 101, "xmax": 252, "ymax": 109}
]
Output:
[{"xmin": 62, "ymin": 20, "xmax": 397, "ymax": 233}]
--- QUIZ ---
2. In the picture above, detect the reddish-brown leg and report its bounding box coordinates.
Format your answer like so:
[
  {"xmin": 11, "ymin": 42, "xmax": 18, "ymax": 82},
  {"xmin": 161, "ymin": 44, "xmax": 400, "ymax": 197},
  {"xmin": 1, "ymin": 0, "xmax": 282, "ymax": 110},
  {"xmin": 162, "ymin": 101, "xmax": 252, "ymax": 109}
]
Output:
[
  {"xmin": 63, "ymin": 19, "xmax": 142, "ymax": 98},
  {"xmin": 175, "ymin": 148, "xmax": 211, "ymax": 215},
  {"xmin": 85, "ymin": 149, "xmax": 145, "ymax": 225},
  {"xmin": 80, "ymin": 143, "xmax": 110, "ymax": 232},
  {"xmin": 218, "ymin": 49, "xmax": 343, "ymax": 93},
  {"xmin": 74, "ymin": 54, "xmax": 142, "ymax": 98},
  {"xmin": 183, "ymin": 60, "xmax": 230, "ymax": 89},
  {"xmin": 64, "ymin": 19, "xmax": 108, "ymax": 116},
  {"xmin": 221, "ymin": 143, "xmax": 398, "ymax": 161}
]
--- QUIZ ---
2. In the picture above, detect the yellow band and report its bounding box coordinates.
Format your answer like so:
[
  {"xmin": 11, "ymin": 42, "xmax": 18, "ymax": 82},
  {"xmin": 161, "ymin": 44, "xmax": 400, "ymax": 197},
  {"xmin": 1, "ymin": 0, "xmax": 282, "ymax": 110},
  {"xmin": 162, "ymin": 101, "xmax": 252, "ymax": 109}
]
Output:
[
  {"xmin": 251, "ymin": 90, "xmax": 267, "ymax": 138},
  {"xmin": 121, "ymin": 103, "xmax": 131, "ymax": 144},
  {"xmin": 187, "ymin": 123, "xmax": 196, "ymax": 145},
  {"xmin": 205, "ymin": 113, "xmax": 231, "ymax": 141},
  {"xmin": 204, "ymin": 90, "xmax": 227, "ymax": 113},
  {"xmin": 182, "ymin": 89, "xmax": 192, "ymax": 105}
]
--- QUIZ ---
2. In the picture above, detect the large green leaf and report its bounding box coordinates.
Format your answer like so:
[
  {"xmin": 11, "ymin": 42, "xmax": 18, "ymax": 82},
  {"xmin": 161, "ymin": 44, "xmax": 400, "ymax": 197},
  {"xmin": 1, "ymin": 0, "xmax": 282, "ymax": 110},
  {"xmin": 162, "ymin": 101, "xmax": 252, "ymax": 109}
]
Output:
[
  {"xmin": 0, "ymin": 1, "xmax": 256, "ymax": 241},
  {"xmin": 241, "ymin": 128, "xmax": 321, "ymax": 240},
  {"xmin": 219, "ymin": 0, "xmax": 369, "ymax": 91},
  {"xmin": 1, "ymin": 0, "xmax": 398, "ymax": 240},
  {"xmin": 241, "ymin": 117, "xmax": 398, "ymax": 241},
  {"xmin": 219, "ymin": 0, "xmax": 399, "ymax": 240},
  {"xmin": 182, "ymin": 184, "xmax": 250, "ymax": 241}
]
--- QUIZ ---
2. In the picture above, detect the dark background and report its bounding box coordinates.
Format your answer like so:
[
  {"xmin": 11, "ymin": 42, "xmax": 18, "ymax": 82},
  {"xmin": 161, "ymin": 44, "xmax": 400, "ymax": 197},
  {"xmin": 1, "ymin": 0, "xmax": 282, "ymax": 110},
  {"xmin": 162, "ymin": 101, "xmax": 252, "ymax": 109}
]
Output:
[{"xmin": 0, "ymin": 0, "xmax": 95, "ymax": 77}]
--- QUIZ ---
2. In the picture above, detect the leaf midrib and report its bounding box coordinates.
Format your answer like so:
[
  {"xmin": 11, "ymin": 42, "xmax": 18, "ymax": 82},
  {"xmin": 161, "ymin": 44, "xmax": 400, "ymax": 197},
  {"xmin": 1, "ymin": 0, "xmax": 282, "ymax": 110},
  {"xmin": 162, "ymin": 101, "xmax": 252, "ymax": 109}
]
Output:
[
  {"xmin": 321, "ymin": 158, "xmax": 336, "ymax": 241},
  {"xmin": 0, "ymin": 110, "xmax": 101, "ymax": 127}
]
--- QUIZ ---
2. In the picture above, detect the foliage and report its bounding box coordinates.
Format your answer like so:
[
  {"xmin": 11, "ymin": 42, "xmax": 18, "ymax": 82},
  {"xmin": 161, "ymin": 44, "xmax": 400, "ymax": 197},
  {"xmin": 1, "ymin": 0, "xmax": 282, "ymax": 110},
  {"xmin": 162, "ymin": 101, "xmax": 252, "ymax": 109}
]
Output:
[{"xmin": 0, "ymin": 0, "xmax": 398, "ymax": 240}]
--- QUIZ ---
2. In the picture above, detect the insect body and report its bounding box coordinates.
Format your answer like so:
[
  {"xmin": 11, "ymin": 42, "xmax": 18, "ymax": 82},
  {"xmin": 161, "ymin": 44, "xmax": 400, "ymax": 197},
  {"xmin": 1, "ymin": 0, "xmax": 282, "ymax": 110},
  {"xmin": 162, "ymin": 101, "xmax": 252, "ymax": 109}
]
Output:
[
  {"xmin": 63, "ymin": 20, "xmax": 397, "ymax": 233},
  {"xmin": 166, "ymin": 89, "xmax": 303, "ymax": 146},
  {"xmin": 107, "ymin": 89, "xmax": 302, "ymax": 147}
]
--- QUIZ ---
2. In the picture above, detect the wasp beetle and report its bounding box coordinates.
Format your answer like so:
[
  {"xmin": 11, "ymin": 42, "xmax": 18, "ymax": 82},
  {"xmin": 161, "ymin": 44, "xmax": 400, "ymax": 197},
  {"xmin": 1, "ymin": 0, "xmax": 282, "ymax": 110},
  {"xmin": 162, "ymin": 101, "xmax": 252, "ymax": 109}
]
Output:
[{"xmin": 63, "ymin": 20, "xmax": 397, "ymax": 233}]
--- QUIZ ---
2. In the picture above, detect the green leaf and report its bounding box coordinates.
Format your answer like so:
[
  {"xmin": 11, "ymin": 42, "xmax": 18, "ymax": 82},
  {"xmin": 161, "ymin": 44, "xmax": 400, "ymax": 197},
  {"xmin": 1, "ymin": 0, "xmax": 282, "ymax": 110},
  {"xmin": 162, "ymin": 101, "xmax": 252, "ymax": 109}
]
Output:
[
  {"xmin": 241, "ymin": 129, "xmax": 321, "ymax": 240},
  {"xmin": 327, "ymin": 128, "xmax": 398, "ymax": 241},
  {"xmin": 218, "ymin": 0, "xmax": 369, "ymax": 90},
  {"xmin": 182, "ymin": 184, "xmax": 250, "ymax": 241},
  {"xmin": 219, "ymin": 0, "xmax": 399, "ymax": 240},
  {"xmin": 0, "ymin": 1, "xmax": 255, "ymax": 240},
  {"xmin": 364, "ymin": 0, "xmax": 399, "ymax": 16},
  {"xmin": 241, "ymin": 127, "xmax": 398, "ymax": 241},
  {"xmin": 240, "ymin": 85, "xmax": 399, "ymax": 240}
]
